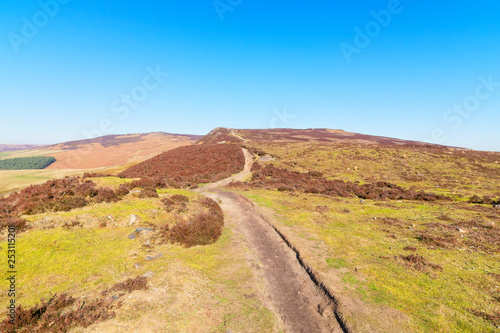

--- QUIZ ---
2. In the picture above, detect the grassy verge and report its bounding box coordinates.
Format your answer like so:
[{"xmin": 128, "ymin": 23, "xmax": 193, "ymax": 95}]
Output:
[
  {"xmin": 1, "ymin": 193, "xmax": 280, "ymax": 332},
  {"xmin": 239, "ymin": 189, "xmax": 500, "ymax": 332}
]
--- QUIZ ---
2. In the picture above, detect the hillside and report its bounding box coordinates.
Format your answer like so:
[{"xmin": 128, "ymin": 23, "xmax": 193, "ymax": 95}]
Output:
[
  {"xmin": 197, "ymin": 127, "xmax": 440, "ymax": 147},
  {"xmin": 203, "ymin": 128, "xmax": 500, "ymax": 332},
  {"xmin": 0, "ymin": 132, "xmax": 201, "ymax": 196},
  {"xmin": 44, "ymin": 132, "xmax": 201, "ymax": 169},
  {"xmin": 118, "ymin": 144, "xmax": 245, "ymax": 187},
  {"xmin": 1, "ymin": 127, "xmax": 499, "ymax": 332},
  {"xmin": 198, "ymin": 127, "xmax": 500, "ymax": 199}
]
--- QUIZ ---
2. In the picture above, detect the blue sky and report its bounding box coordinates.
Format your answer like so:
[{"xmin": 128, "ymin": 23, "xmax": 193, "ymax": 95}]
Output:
[{"xmin": 1, "ymin": 1, "xmax": 499, "ymax": 151}]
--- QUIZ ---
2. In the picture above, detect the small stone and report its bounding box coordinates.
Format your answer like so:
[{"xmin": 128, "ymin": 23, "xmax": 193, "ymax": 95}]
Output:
[
  {"xmin": 142, "ymin": 271, "xmax": 154, "ymax": 278},
  {"xmin": 129, "ymin": 214, "xmax": 139, "ymax": 226},
  {"xmin": 128, "ymin": 234, "xmax": 136, "ymax": 240},
  {"xmin": 145, "ymin": 253, "xmax": 163, "ymax": 261},
  {"xmin": 135, "ymin": 227, "xmax": 154, "ymax": 234},
  {"xmin": 456, "ymin": 228, "xmax": 467, "ymax": 233},
  {"xmin": 134, "ymin": 263, "xmax": 141, "ymax": 268}
]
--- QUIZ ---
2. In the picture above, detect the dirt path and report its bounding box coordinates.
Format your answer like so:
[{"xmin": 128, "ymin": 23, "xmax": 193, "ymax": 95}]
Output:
[
  {"xmin": 199, "ymin": 148, "xmax": 254, "ymax": 191},
  {"xmin": 199, "ymin": 149, "xmax": 347, "ymax": 333}
]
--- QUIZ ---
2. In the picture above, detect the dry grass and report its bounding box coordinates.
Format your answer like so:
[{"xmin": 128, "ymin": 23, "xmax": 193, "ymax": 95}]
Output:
[
  {"xmin": 240, "ymin": 189, "xmax": 500, "ymax": 332},
  {"xmin": 245, "ymin": 140, "xmax": 500, "ymax": 199},
  {"xmin": 0, "ymin": 189, "xmax": 280, "ymax": 332}
]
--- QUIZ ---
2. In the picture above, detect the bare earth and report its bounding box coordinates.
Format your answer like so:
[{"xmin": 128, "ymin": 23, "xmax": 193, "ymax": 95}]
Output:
[{"xmin": 200, "ymin": 149, "xmax": 346, "ymax": 333}]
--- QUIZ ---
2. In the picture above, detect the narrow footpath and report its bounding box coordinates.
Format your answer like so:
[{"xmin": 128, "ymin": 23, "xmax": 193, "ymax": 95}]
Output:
[{"xmin": 198, "ymin": 149, "xmax": 347, "ymax": 333}]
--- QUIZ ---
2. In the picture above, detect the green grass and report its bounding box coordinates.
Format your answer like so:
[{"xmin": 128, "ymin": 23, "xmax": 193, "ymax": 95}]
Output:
[
  {"xmin": 0, "ymin": 196, "xmax": 281, "ymax": 332},
  {"xmin": 90, "ymin": 176, "xmax": 133, "ymax": 188},
  {"xmin": 240, "ymin": 189, "xmax": 500, "ymax": 332},
  {"xmin": 1, "ymin": 227, "xmax": 137, "ymax": 308},
  {"xmin": 157, "ymin": 188, "xmax": 199, "ymax": 197}
]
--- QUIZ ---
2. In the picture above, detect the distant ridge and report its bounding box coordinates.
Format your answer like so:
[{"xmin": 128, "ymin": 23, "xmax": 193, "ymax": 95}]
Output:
[
  {"xmin": 48, "ymin": 132, "xmax": 202, "ymax": 150},
  {"xmin": 0, "ymin": 144, "xmax": 47, "ymax": 152},
  {"xmin": 43, "ymin": 132, "xmax": 201, "ymax": 169},
  {"xmin": 197, "ymin": 127, "xmax": 442, "ymax": 147}
]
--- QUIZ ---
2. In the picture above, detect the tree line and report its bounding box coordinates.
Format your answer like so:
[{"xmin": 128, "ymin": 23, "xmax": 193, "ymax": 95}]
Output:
[{"xmin": 0, "ymin": 156, "xmax": 56, "ymax": 170}]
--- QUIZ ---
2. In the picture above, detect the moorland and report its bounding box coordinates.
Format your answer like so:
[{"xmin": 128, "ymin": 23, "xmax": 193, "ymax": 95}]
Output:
[{"xmin": 0, "ymin": 127, "xmax": 499, "ymax": 332}]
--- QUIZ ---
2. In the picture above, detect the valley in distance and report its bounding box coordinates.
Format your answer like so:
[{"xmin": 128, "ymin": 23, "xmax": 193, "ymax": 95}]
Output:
[{"xmin": 1, "ymin": 127, "xmax": 499, "ymax": 332}]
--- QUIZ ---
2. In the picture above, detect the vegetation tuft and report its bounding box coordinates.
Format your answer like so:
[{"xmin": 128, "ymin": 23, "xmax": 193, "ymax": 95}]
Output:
[
  {"xmin": 0, "ymin": 276, "xmax": 149, "ymax": 332},
  {"xmin": 0, "ymin": 177, "xmax": 131, "ymax": 233},
  {"xmin": 159, "ymin": 197, "xmax": 224, "ymax": 247},
  {"xmin": 398, "ymin": 254, "xmax": 443, "ymax": 272}
]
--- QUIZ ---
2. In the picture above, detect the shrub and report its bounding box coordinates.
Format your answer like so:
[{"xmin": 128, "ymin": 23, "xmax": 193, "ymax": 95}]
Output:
[
  {"xmin": 74, "ymin": 181, "xmax": 98, "ymax": 198},
  {"xmin": 470, "ymin": 195, "xmax": 483, "ymax": 204},
  {"xmin": 94, "ymin": 187, "xmax": 121, "ymax": 203},
  {"xmin": 105, "ymin": 276, "xmax": 148, "ymax": 294},
  {"xmin": 161, "ymin": 198, "xmax": 175, "ymax": 212},
  {"xmin": 0, "ymin": 217, "xmax": 27, "ymax": 232},
  {"xmin": 0, "ymin": 177, "xmax": 131, "ymax": 231},
  {"xmin": 308, "ymin": 171, "xmax": 324, "ymax": 178},
  {"xmin": 197, "ymin": 198, "xmax": 223, "ymax": 218},
  {"xmin": 277, "ymin": 186, "xmax": 294, "ymax": 192},
  {"xmin": 168, "ymin": 198, "xmax": 224, "ymax": 247},
  {"xmin": 0, "ymin": 275, "xmax": 149, "ymax": 332},
  {"xmin": 53, "ymin": 196, "xmax": 88, "ymax": 212},
  {"xmin": 399, "ymin": 254, "xmax": 443, "ymax": 272},
  {"xmin": 130, "ymin": 177, "xmax": 167, "ymax": 191},
  {"xmin": 116, "ymin": 183, "xmax": 131, "ymax": 197},
  {"xmin": 171, "ymin": 194, "xmax": 189, "ymax": 204},
  {"xmin": 119, "ymin": 144, "xmax": 245, "ymax": 188},
  {"xmin": 169, "ymin": 213, "xmax": 224, "ymax": 247},
  {"xmin": 137, "ymin": 188, "xmax": 159, "ymax": 198},
  {"xmin": 82, "ymin": 172, "xmax": 114, "ymax": 178},
  {"xmin": 231, "ymin": 163, "xmax": 447, "ymax": 202}
]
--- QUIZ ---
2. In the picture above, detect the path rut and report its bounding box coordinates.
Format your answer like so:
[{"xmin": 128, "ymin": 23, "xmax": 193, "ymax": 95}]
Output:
[{"xmin": 199, "ymin": 149, "xmax": 348, "ymax": 332}]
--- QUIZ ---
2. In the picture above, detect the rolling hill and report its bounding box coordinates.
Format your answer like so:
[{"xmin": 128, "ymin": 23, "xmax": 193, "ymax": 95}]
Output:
[
  {"xmin": 197, "ymin": 127, "xmax": 442, "ymax": 147},
  {"xmin": 1, "ymin": 127, "xmax": 499, "ymax": 332},
  {"xmin": 43, "ymin": 132, "xmax": 201, "ymax": 169}
]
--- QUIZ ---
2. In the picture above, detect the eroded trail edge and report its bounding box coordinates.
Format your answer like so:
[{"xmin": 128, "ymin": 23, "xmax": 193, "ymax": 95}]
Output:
[
  {"xmin": 240, "ymin": 195, "xmax": 351, "ymax": 333},
  {"xmin": 200, "ymin": 148, "xmax": 350, "ymax": 332}
]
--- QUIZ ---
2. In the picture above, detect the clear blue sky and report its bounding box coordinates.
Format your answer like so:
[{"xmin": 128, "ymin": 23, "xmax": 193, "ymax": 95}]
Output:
[{"xmin": 1, "ymin": 1, "xmax": 499, "ymax": 151}]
